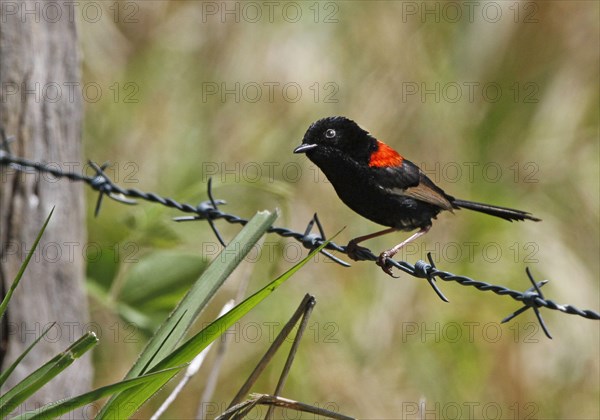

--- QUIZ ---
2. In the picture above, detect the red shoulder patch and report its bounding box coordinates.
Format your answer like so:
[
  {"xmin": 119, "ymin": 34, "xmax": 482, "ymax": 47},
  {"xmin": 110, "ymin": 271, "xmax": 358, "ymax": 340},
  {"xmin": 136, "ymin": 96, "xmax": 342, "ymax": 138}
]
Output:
[{"xmin": 369, "ymin": 140, "xmax": 404, "ymax": 167}]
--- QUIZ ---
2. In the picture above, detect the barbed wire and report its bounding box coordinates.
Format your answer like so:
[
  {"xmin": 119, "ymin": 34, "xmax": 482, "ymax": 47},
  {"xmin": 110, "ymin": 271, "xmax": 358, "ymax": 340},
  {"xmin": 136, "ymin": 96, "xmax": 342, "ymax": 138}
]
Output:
[{"xmin": 1, "ymin": 129, "xmax": 598, "ymax": 339}]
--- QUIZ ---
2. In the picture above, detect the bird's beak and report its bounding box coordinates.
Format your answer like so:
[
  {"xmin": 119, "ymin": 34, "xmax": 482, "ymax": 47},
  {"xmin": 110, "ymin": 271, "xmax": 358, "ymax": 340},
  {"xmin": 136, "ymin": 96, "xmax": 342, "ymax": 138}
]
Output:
[{"xmin": 293, "ymin": 143, "xmax": 318, "ymax": 154}]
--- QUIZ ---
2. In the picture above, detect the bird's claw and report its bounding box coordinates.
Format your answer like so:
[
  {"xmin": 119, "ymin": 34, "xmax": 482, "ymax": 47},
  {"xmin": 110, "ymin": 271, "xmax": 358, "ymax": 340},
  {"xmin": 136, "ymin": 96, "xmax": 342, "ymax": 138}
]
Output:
[{"xmin": 376, "ymin": 252, "xmax": 399, "ymax": 278}]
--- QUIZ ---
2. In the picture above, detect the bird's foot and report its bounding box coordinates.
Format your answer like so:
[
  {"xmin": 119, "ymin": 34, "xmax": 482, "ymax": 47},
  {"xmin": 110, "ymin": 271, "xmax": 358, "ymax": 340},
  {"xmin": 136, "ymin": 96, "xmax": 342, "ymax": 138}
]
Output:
[
  {"xmin": 376, "ymin": 250, "xmax": 400, "ymax": 278},
  {"xmin": 346, "ymin": 240, "xmax": 372, "ymax": 261}
]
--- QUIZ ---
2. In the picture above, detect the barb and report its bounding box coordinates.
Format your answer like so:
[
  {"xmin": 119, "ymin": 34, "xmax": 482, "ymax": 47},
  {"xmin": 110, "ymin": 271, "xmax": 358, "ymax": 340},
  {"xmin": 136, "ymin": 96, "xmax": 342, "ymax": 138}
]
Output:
[
  {"xmin": 174, "ymin": 178, "xmax": 228, "ymax": 247},
  {"xmin": 301, "ymin": 213, "xmax": 351, "ymax": 267},
  {"xmin": 501, "ymin": 268, "xmax": 552, "ymax": 339},
  {"xmin": 1, "ymin": 145, "xmax": 598, "ymax": 338}
]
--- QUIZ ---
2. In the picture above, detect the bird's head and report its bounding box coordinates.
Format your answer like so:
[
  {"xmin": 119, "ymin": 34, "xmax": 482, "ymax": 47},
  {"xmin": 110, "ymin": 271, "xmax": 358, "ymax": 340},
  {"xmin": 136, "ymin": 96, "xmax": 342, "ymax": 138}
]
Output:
[{"xmin": 294, "ymin": 116, "xmax": 378, "ymax": 165}]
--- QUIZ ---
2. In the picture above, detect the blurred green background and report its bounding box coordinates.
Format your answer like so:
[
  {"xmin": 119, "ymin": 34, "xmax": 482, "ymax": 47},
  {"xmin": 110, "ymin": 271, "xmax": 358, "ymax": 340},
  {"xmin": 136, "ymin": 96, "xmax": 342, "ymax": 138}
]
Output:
[{"xmin": 78, "ymin": 1, "xmax": 598, "ymax": 418}]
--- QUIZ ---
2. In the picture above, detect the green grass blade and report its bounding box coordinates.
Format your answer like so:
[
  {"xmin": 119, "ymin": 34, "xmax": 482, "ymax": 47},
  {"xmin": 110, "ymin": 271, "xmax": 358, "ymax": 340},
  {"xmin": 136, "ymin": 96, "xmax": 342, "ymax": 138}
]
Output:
[
  {"xmin": 0, "ymin": 333, "xmax": 98, "ymax": 417},
  {"xmin": 98, "ymin": 236, "xmax": 332, "ymax": 419},
  {"xmin": 0, "ymin": 323, "xmax": 57, "ymax": 388},
  {"xmin": 138, "ymin": 210, "xmax": 277, "ymax": 373},
  {"xmin": 97, "ymin": 210, "xmax": 277, "ymax": 417},
  {"xmin": 10, "ymin": 366, "xmax": 184, "ymax": 420},
  {"xmin": 0, "ymin": 207, "xmax": 54, "ymax": 320},
  {"xmin": 154, "ymin": 237, "xmax": 333, "ymax": 371}
]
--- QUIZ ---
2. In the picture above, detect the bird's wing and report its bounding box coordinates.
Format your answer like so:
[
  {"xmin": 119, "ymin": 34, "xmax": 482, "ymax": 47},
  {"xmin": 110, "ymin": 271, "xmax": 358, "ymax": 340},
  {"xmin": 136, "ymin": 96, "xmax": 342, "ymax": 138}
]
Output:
[{"xmin": 374, "ymin": 160, "xmax": 454, "ymax": 211}]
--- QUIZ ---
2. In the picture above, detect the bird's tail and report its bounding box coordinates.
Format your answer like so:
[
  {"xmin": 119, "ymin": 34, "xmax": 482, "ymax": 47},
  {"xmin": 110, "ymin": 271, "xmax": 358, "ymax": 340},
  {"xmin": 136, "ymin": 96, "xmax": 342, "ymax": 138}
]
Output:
[{"xmin": 452, "ymin": 199, "xmax": 541, "ymax": 222}]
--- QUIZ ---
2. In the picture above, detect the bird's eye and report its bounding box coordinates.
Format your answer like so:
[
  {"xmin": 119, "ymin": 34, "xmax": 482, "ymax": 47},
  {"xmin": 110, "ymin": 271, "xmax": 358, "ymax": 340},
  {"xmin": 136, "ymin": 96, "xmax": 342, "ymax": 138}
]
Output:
[{"xmin": 325, "ymin": 129, "xmax": 336, "ymax": 139}]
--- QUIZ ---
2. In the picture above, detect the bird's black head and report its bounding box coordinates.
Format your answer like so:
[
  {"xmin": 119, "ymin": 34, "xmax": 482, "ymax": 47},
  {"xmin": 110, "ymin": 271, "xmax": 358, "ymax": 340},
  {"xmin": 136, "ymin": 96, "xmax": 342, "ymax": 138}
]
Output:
[{"xmin": 294, "ymin": 116, "xmax": 378, "ymax": 165}]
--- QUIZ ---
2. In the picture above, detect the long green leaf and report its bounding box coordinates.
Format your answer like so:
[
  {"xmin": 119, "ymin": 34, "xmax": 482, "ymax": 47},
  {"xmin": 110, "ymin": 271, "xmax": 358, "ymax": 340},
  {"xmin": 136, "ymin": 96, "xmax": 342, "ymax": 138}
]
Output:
[
  {"xmin": 0, "ymin": 323, "xmax": 56, "ymax": 388},
  {"xmin": 153, "ymin": 238, "xmax": 332, "ymax": 371},
  {"xmin": 0, "ymin": 207, "xmax": 54, "ymax": 320},
  {"xmin": 98, "ymin": 210, "xmax": 277, "ymax": 417},
  {"xmin": 0, "ymin": 333, "xmax": 98, "ymax": 417},
  {"xmin": 98, "ymin": 236, "xmax": 332, "ymax": 419},
  {"xmin": 11, "ymin": 366, "xmax": 184, "ymax": 420}
]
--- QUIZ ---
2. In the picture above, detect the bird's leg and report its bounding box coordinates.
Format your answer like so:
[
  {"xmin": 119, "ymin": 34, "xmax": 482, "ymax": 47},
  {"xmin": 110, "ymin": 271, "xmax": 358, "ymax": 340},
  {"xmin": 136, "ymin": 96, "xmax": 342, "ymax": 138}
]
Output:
[
  {"xmin": 346, "ymin": 227, "xmax": 398, "ymax": 261},
  {"xmin": 377, "ymin": 226, "xmax": 431, "ymax": 276}
]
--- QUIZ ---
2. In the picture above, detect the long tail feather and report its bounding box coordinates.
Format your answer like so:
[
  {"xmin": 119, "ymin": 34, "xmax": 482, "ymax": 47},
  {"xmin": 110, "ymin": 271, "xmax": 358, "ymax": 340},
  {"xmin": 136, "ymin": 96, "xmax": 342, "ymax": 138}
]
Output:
[{"xmin": 452, "ymin": 199, "xmax": 541, "ymax": 222}]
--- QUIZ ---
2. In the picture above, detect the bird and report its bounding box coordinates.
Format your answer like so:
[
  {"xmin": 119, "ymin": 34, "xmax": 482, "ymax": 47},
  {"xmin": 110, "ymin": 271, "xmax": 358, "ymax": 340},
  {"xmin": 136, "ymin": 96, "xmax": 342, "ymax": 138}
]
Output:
[{"xmin": 293, "ymin": 116, "xmax": 540, "ymax": 275}]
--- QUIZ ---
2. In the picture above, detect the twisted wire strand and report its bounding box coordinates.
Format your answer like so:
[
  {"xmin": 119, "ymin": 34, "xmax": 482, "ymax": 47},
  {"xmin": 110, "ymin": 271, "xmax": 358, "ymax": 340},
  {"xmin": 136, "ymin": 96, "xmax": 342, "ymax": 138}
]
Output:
[{"xmin": 1, "ymin": 146, "xmax": 598, "ymax": 338}]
